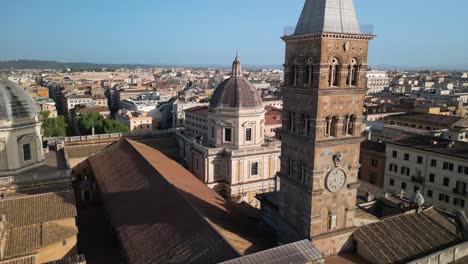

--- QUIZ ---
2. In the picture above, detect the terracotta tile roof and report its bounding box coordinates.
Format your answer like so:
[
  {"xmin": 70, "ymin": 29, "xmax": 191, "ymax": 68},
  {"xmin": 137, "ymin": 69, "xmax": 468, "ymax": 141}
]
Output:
[
  {"xmin": 265, "ymin": 106, "xmax": 282, "ymax": 126},
  {"xmin": 0, "ymin": 191, "xmax": 77, "ymax": 228},
  {"xmin": 184, "ymin": 106, "xmax": 209, "ymax": 117},
  {"xmin": 219, "ymin": 239, "xmax": 322, "ymax": 264},
  {"xmin": 65, "ymin": 143, "xmax": 111, "ymax": 159},
  {"xmin": 354, "ymin": 208, "xmax": 462, "ymax": 264},
  {"xmin": 5, "ymin": 222, "xmax": 78, "ymax": 258},
  {"xmin": 43, "ymin": 255, "xmax": 86, "ymax": 264},
  {"xmin": 88, "ymin": 139, "xmax": 273, "ymax": 264},
  {"xmin": 0, "ymin": 254, "xmax": 36, "ymax": 264}
]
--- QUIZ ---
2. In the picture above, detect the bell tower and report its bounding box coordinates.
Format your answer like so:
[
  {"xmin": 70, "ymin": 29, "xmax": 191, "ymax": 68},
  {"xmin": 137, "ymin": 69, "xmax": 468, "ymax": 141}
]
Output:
[{"xmin": 277, "ymin": 0, "xmax": 374, "ymax": 255}]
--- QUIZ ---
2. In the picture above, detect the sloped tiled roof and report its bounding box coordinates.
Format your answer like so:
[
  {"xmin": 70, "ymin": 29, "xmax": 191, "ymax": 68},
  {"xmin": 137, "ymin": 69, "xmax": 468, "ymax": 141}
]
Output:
[
  {"xmin": 88, "ymin": 138, "xmax": 273, "ymax": 264},
  {"xmin": 265, "ymin": 106, "xmax": 282, "ymax": 126},
  {"xmin": 354, "ymin": 208, "xmax": 462, "ymax": 264},
  {"xmin": 43, "ymin": 255, "xmax": 86, "ymax": 264},
  {"xmin": 0, "ymin": 254, "xmax": 36, "ymax": 264},
  {"xmin": 5, "ymin": 222, "xmax": 78, "ymax": 258},
  {"xmin": 0, "ymin": 191, "xmax": 77, "ymax": 228},
  {"xmin": 219, "ymin": 240, "xmax": 323, "ymax": 264}
]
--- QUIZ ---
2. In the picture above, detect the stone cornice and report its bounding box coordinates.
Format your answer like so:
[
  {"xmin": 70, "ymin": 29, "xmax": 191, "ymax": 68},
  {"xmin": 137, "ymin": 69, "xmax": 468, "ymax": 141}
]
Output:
[{"xmin": 282, "ymin": 32, "xmax": 375, "ymax": 42}]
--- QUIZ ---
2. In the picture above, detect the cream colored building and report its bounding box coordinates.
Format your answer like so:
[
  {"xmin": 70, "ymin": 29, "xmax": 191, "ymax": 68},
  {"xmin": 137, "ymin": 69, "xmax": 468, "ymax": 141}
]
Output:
[
  {"xmin": 177, "ymin": 56, "xmax": 281, "ymax": 207},
  {"xmin": 115, "ymin": 109, "xmax": 153, "ymax": 132},
  {"xmin": 383, "ymin": 134, "xmax": 468, "ymax": 215}
]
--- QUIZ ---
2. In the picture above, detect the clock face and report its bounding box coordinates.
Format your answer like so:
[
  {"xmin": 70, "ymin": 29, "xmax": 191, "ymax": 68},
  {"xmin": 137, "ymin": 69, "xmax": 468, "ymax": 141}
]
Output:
[{"xmin": 326, "ymin": 169, "xmax": 346, "ymax": 193}]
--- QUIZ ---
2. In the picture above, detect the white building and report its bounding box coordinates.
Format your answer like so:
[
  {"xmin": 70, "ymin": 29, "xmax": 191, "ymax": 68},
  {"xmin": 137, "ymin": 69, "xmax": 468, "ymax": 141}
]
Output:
[
  {"xmin": 383, "ymin": 134, "xmax": 468, "ymax": 214},
  {"xmin": 366, "ymin": 70, "xmax": 390, "ymax": 94}
]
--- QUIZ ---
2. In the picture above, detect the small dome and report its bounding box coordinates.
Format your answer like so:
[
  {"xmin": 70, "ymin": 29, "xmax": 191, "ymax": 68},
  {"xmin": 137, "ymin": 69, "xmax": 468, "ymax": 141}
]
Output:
[
  {"xmin": 0, "ymin": 79, "xmax": 38, "ymax": 120},
  {"xmin": 209, "ymin": 55, "xmax": 263, "ymax": 110}
]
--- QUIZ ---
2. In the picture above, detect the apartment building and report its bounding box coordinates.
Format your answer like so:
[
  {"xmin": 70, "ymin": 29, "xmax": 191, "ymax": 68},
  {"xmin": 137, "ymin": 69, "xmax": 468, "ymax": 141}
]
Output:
[
  {"xmin": 366, "ymin": 70, "xmax": 390, "ymax": 94},
  {"xmin": 383, "ymin": 134, "xmax": 468, "ymax": 214}
]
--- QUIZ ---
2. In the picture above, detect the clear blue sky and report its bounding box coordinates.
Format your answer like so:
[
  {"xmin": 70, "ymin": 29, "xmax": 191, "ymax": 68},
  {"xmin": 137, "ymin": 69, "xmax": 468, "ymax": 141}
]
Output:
[{"xmin": 1, "ymin": 0, "xmax": 467, "ymax": 67}]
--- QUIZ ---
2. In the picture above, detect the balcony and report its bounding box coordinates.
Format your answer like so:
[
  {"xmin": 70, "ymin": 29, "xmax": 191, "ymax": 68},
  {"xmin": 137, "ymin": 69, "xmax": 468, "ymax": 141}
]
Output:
[
  {"xmin": 453, "ymin": 188, "xmax": 468, "ymax": 197},
  {"xmin": 411, "ymin": 176, "xmax": 425, "ymax": 184}
]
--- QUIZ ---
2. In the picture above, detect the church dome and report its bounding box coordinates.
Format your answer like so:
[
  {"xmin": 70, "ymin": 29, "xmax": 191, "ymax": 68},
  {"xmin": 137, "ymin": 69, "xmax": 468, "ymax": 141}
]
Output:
[
  {"xmin": 0, "ymin": 79, "xmax": 39, "ymax": 121},
  {"xmin": 209, "ymin": 55, "xmax": 263, "ymax": 111}
]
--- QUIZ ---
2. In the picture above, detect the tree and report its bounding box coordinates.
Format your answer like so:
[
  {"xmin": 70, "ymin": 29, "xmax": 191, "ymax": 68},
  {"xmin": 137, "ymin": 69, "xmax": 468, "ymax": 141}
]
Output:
[
  {"xmin": 41, "ymin": 112, "xmax": 67, "ymax": 137},
  {"xmin": 77, "ymin": 112, "xmax": 130, "ymax": 135}
]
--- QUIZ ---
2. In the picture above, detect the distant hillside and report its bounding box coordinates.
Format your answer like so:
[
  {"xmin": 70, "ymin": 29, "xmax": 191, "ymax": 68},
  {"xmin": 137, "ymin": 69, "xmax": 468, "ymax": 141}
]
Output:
[
  {"xmin": 0, "ymin": 60, "xmax": 154, "ymax": 71},
  {"xmin": 0, "ymin": 59, "xmax": 282, "ymax": 71}
]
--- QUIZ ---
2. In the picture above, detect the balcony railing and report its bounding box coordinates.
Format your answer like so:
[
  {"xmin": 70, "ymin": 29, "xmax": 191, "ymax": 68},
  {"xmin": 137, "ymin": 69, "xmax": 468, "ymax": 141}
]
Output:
[
  {"xmin": 283, "ymin": 24, "xmax": 374, "ymax": 37},
  {"xmin": 411, "ymin": 176, "xmax": 425, "ymax": 184},
  {"xmin": 453, "ymin": 188, "xmax": 468, "ymax": 196}
]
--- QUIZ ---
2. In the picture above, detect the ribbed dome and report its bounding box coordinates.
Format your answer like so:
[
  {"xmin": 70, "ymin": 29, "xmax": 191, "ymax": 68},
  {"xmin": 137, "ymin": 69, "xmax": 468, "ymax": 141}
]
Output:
[
  {"xmin": 0, "ymin": 79, "xmax": 38, "ymax": 120},
  {"xmin": 209, "ymin": 56, "xmax": 263, "ymax": 110}
]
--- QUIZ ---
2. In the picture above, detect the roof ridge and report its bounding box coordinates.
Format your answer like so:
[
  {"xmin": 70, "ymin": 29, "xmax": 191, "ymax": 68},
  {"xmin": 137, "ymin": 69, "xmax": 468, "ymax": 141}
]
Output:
[{"xmin": 0, "ymin": 190, "xmax": 73, "ymax": 202}]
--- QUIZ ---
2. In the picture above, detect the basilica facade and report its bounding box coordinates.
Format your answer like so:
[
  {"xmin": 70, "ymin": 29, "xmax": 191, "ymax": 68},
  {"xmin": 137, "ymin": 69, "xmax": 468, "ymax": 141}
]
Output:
[{"xmin": 177, "ymin": 56, "xmax": 281, "ymax": 207}]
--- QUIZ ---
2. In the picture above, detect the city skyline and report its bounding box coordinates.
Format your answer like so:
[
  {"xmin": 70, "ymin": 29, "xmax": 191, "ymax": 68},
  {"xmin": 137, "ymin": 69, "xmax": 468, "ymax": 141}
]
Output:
[{"xmin": 2, "ymin": 0, "xmax": 468, "ymax": 68}]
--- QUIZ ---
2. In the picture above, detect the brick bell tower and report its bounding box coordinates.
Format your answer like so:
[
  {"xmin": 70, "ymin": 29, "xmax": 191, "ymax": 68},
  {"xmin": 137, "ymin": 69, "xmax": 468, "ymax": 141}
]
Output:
[{"xmin": 277, "ymin": 0, "xmax": 374, "ymax": 255}]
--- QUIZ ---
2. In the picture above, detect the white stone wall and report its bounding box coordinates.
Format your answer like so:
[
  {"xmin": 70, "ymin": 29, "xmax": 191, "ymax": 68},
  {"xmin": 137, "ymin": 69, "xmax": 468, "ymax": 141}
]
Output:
[
  {"xmin": 0, "ymin": 118, "xmax": 44, "ymax": 176},
  {"xmin": 383, "ymin": 143, "xmax": 468, "ymax": 214}
]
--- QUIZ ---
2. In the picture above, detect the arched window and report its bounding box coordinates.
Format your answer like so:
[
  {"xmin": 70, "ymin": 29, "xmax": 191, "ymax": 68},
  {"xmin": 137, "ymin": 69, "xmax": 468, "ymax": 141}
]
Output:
[
  {"xmin": 303, "ymin": 115, "xmax": 311, "ymax": 136},
  {"xmin": 306, "ymin": 58, "xmax": 314, "ymax": 87},
  {"xmin": 343, "ymin": 115, "xmax": 350, "ymax": 135},
  {"xmin": 290, "ymin": 112, "xmax": 295, "ymax": 132},
  {"xmin": 328, "ymin": 58, "xmax": 340, "ymax": 87},
  {"xmin": 294, "ymin": 65, "xmax": 299, "ymax": 86},
  {"xmin": 328, "ymin": 211, "xmax": 337, "ymax": 231},
  {"xmin": 325, "ymin": 116, "xmax": 331, "ymax": 137},
  {"xmin": 348, "ymin": 115, "xmax": 357, "ymax": 136},
  {"xmin": 330, "ymin": 116, "xmax": 339, "ymax": 137},
  {"xmin": 348, "ymin": 58, "xmax": 358, "ymax": 86}
]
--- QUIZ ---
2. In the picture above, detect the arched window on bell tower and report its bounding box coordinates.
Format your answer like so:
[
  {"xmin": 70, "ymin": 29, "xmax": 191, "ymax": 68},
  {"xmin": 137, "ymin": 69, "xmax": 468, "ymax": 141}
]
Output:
[
  {"xmin": 294, "ymin": 65, "xmax": 299, "ymax": 87},
  {"xmin": 325, "ymin": 116, "xmax": 331, "ymax": 137},
  {"xmin": 348, "ymin": 58, "xmax": 358, "ymax": 86},
  {"xmin": 289, "ymin": 112, "xmax": 296, "ymax": 133},
  {"xmin": 348, "ymin": 115, "xmax": 357, "ymax": 136},
  {"xmin": 303, "ymin": 115, "xmax": 311, "ymax": 137},
  {"xmin": 343, "ymin": 115, "xmax": 350, "ymax": 135},
  {"xmin": 330, "ymin": 116, "xmax": 339, "ymax": 137},
  {"xmin": 305, "ymin": 58, "xmax": 314, "ymax": 87},
  {"xmin": 328, "ymin": 58, "xmax": 340, "ymax": 87}
]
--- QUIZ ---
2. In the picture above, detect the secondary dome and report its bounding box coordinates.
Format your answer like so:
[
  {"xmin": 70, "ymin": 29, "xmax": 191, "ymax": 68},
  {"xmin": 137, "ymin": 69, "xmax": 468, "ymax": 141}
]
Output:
[
  {"xmin": 209, "ymin": 55, "xmax": 263, "ymax": 110},
  {"xmin": 0, "ymin": 79, "xmax": 38, "ymax": 120}
]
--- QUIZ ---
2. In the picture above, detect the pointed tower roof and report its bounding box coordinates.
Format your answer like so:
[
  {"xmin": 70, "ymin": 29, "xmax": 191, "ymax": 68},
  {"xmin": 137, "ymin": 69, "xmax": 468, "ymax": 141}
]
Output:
[{"xmin": 294, "ymin": 0, "xmax": 361, "ymax": 35}]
